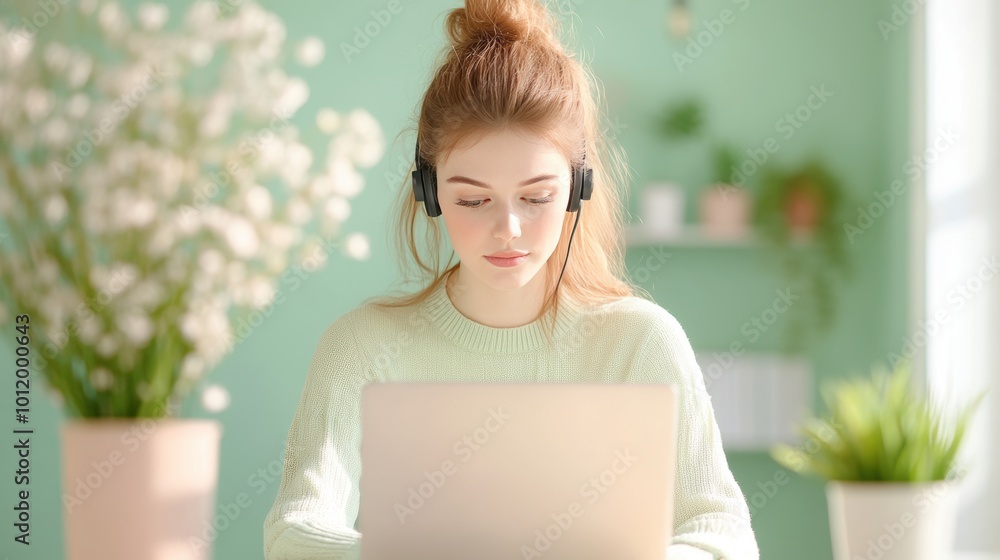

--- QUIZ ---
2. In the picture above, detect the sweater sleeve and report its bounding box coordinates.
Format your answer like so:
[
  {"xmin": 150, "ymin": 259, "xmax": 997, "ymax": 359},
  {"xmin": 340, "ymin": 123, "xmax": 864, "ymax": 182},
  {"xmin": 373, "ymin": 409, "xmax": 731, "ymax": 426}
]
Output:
[
  {"xmin": 629, "ymin": 308, "xmax": 760, "ymax": 560},
  {"xmin": 263, "ymin": 319, "xmax": 370, "ymax": 560}
]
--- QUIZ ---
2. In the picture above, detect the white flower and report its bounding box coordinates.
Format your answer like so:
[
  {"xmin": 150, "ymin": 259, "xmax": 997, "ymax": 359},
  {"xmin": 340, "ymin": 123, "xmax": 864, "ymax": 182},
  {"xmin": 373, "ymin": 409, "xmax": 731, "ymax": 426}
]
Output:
[
  {"xmin": 44, "ymin": 194, "xmax": 68, "ymax": 224},
  {"xmin": 130, "ymin": 279, "xmax": 165, "ymax": 309},
  {"xmin": 112, "ymin": 189, "xmax": 157, "ymax": 229},
  {"xmin": 96, "ymin": 335, "xmax": 119, "ymax": 357},
  {"xmin": 326, "ymin": 157, "xmax": 364, "ymax": 198},
  {"xmin": 340, "ymin": 109, "xmax": 384, "ymax": 167},
  {"xmin": 78, "ymin": 0, "xmax": 98, "ymax": 16},
  {"xmin": 244, "ymin": 185, "xmax": 272, "ymax": 220},
  {"xmin": 307, "ymin": 175, "xmax": 334, "ymax": 199},
  {"xmin": 43, "ymin": 118, "xmax": 71, "ymax": 147},
  {"xmin": 66, "ymin": 94, "xmax": 91, "ymax": 119},
  {"xmin": 107, "ymin": 263, "xmax": 139, "ymax": 295},
  {"xmin": 201, "ymin": 384, "xmax": 230, "ymax": 413},
  {"xmin": 223, "ymin": 216, "xmax": 259, "ymax": 258},
  {"xmin": 294, "ymin": 36, "xmax": 325, "ymax": 67},
  {"xmin": 36, "ymin": 257, "xmax": 59, "ymax": 285},
  {"xmin": 199, "ymin": 93, "xmax": 233, "ymax": 138},
  {"xmin": 316, "ymin": 108, "xmax": 341, "ymax": 134},
  {"xmin": 297, "ymin": 237, "xmax": 329, "ymax": 269},
  {"xmin": 197, "ymin": 249, "xmax": 225, "ymax": 276},
  {"xmin": 344, "ymin": 232, "xmax": 370, "ymax": 260},
  {"xmin": 263, "ymin": 250, "xmax": 287, "ymax": 274},
  {"xmin": 66, "ymin": 54, "xmax": 93, "ymax": 89},
  {"xmin": 89, "ymin": 367, "xmax": 114, "ymax": 391},
  {"xmin": 43, "ymin": 43, "xmax": 71, "ymax": 73},
  {"xmin": 285, "ymin": 197, "xmax": 311, "ymax": 225},
  {"xmin": 324, "ymin": 196, "xmax": 350, "ymax": 223},
  {"xmin": 199, "ymin": 306, "xmax": 233, "ymax": 360},
  {"xmin": 6, "ymin": 28, "xmax": 35, "ymax": 66},
  {"xmin": 138, "ymin": 3, "xmax": 169, "ymax": 31},
  {"xmin": 117, "ymin": 311, "xmax": 154, "ymax": 345},
  {"xmin": 282, "ymin": 142, "xmax": 313, "ymax": 188},
  {"xmin": 243, "ymin": 275, "xmax": 275, "ymax": 308},
  {"xmin": 187, "ymin": 40, "xmax": 214, "ymax": 67},
  {"xmin": 180, "ymin": 354, "xmax": 206, "ymax": 380},
  {"xmin": 265, "ymin": 223, "xmax": 298, "ymax": 251},
  {"xmin": 180, "ymin": 300, "xmax": 233, "ymax": 361},
  {"xmin": 77, "ymin": 314, "xmax": 104, "ymax": 345},
  {"xmin": 97, "ymin": 2, "xmax": 127, "ymax": 37},
  {"xmin": 184, "ymin": 0, "xmax": 218, "ymax": 30},
  {"xmin": 225, "ymin": 261, "xmax": 247, "ymax": 285},
  {"xmin": 276, "ymin": 77, "xmax": 308, "ymax": 115},
  {"xmin": 147, "ymin": 223, "xmax": 176, "ymax": 256},
  {"xmin": 23, "ymin": 88, "xmax": 53, "ymax": 122}
]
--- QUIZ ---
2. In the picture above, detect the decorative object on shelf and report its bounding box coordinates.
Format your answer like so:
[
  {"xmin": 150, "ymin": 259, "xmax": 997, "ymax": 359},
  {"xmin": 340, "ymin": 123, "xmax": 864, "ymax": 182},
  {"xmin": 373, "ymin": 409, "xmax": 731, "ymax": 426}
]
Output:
[
  {"xmin": 641, "ymin": 181, "xmax": 685, "ymax": 237},
  {"xmin": 0, "ymin": 1, "xmax": 383, "ymax": 558},
  {"xmin": 694, "ymin": 352, "xmax": 812, "ymax": 451},
  {"xmin": 699, "ymin": 143, "xmax": 751, "ymax": 239},
  {"xmin": 753, "ymin": 158, "xmax": 852, "ymax": 352},
  {"xmin": 770, "ymin": 361, "xmax": 987, "ymax": 560},
  {"xmin": 667, "ymin": 0, "xmax": 692, "ymax": 39}
]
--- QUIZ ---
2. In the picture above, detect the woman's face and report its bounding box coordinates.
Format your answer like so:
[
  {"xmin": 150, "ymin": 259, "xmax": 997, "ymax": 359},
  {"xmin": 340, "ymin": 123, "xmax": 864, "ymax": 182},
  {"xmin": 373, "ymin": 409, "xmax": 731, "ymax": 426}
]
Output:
[{"xmin": 436, "ymin": 128, "xmax": 572, "ymax": 291}]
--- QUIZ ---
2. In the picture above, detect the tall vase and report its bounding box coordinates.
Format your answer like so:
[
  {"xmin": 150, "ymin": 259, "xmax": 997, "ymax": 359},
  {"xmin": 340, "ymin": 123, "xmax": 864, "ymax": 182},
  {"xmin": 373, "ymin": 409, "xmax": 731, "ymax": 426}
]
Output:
[
  {"xmin": 60, "ymin": 418, "xmax": 223, "ymax": 560},
  {"xmin": 826, "ymin": 480, "xmax": 961, "ymax": 560}
]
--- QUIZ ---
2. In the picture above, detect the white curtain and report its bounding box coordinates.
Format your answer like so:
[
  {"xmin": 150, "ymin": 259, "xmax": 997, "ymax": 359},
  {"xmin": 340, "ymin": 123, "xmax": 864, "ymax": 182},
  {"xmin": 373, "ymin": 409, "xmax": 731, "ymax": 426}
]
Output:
[{"xmin": 919, "ymin": 0, "xmax": 999, "ymax": 556}]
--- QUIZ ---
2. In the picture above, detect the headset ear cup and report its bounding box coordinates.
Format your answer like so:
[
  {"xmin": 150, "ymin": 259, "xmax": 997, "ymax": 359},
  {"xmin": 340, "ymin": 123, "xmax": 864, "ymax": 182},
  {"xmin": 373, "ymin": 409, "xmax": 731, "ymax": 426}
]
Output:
[
  {"xmin": 425, "ymin": 167, "xmax": 441, "ymax": 217},
  {"xmin": 581, "ymin": 167, "xmax": 594, "ymax": 201},
  {"xmin": 567, "ymin": 165, "xmax": 583, "ymax": 212},
  {"xmin": 411, "ymin": 168, "xmax": 425, "ymax": 202}
]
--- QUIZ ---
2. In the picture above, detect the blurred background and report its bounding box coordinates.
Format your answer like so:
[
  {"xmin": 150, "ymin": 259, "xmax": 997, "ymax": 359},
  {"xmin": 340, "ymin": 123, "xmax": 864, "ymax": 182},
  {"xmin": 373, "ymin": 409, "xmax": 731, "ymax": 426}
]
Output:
[{"xmin": 0, "ymin": 0, "xmax": 997, "ymax": 559}]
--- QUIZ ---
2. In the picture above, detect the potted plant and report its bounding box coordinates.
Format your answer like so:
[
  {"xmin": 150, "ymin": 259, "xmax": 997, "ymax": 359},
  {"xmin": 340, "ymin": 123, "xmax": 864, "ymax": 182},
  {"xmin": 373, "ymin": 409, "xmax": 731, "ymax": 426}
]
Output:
[
  {"xmin": 0, "ymin": 2, "xmax": 381, "ymax": 558},
  {"xmin": 699, "ymin": 143, "xmax": 751, "ymax": 239},
  {"xmin": 770, "ymin": 361, "xmax": 987, "ymax": 560},
  {"xmin": 753, "ymin": 158, "xmax": 853, "ymax": 352},
  {"xmin": 655, "ymin": 98, "xmax": 752, "ymax": 239}
]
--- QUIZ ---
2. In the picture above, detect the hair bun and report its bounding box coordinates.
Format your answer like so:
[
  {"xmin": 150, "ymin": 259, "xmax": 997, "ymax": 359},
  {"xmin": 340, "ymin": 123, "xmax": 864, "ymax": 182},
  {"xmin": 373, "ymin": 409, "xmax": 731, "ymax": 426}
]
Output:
[{"xmin": 445, "ymin": 0, "xmax": 558, "ymax": 50}]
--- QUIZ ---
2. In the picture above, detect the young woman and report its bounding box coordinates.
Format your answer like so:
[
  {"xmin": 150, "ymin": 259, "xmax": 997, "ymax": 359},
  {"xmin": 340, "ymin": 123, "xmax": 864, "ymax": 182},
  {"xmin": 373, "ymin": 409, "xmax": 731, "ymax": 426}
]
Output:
[{"xmin": 264, "ymin": 1, "xmax": 759, "ymax": 559}]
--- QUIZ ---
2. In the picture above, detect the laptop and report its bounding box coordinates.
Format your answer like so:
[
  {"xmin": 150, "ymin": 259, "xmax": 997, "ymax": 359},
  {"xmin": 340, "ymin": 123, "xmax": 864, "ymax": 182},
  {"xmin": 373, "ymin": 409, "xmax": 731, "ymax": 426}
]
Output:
[{"xmin": 358, "ymin": 383, "xmax": 678, "ymax": 560}]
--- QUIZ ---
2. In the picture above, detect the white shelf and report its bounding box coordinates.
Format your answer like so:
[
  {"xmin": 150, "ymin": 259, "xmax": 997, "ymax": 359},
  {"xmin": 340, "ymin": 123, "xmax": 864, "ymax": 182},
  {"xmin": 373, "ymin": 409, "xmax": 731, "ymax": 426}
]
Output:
[{"xmin": 625, "ymin": 224, "xmax": 813, "ymax": 248}]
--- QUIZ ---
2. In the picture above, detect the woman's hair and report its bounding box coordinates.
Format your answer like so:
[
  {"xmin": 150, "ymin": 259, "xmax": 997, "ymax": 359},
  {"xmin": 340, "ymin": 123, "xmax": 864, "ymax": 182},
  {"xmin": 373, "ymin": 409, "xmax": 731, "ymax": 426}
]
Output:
[{"xmin": 368, "ymin": 0, "xmax": 653, "ymax": 344}]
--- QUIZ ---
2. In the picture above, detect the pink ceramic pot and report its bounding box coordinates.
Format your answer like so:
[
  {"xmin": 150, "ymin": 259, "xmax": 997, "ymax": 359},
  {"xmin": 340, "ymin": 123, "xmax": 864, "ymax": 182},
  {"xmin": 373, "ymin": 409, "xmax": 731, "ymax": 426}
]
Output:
[
  {"xmin": 699, "ymin": 183, "xmax": 751, "ymax": 238},
  {"xmin": 60, "ymin": 418, "xmax": 222, "ymax": 560}
]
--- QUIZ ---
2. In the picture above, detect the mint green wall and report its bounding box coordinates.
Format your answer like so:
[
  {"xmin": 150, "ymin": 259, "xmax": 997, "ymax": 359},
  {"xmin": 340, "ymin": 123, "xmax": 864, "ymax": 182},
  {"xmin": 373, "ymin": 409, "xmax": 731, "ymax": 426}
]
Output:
[{"xmin": 0, "ymin": 1, "xmax": 911, "ymax": 559}]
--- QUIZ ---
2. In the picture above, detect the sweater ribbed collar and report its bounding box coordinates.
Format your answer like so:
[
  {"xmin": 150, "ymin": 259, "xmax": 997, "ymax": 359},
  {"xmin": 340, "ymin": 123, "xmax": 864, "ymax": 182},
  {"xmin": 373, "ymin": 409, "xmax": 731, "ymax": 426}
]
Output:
[{"xmin": 422, "ymin": 279, "xmax": 584, "ymax": 354}]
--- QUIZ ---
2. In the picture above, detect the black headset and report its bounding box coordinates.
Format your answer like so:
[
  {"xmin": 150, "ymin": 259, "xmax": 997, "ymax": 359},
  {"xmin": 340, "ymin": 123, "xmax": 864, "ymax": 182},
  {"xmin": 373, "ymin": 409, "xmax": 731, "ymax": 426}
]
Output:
[
  {"xmin": 411, "ymin": 140, "xmax": 594, "ymax": 218},
  {"xmin": 411, "ymin": 139, "xmax": 594, "ymax": 294}
]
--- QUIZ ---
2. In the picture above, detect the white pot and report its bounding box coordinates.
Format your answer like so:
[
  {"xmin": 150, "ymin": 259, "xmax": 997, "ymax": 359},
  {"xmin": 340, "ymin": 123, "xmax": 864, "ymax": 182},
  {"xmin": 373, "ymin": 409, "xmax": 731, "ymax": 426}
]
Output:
[
  {"xmin": 60, "ymin": 418, "xmax": 223, "ymax": 560},
  {"xmin": 642, "ymin": 182, "xmax": 685, "ymax": 237},
  {"xmin": 826, "ymin": 480, "xmax": 961, "ymax": 560}
]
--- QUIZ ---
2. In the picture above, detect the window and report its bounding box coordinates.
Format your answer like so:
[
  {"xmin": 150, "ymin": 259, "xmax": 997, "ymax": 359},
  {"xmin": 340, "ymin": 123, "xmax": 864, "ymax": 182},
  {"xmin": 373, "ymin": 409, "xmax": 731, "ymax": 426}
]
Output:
[{"xmin": 918, "ymin": 0, "xmax": 999, "ymax": 555}]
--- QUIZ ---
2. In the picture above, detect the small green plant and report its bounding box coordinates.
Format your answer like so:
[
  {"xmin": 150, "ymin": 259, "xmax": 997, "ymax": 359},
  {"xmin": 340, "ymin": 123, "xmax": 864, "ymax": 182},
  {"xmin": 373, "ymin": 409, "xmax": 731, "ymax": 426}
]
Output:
[
  {"xmin": 770, "ymin": 361, "xmax": 987, "ymax": 482},
  {"xmin": 711, "ymin": 143, "xmax": 741, "ymax": 186},
  {"xmin": 657, "ymin": 98, "xmax": 704, "ymax": 139}
]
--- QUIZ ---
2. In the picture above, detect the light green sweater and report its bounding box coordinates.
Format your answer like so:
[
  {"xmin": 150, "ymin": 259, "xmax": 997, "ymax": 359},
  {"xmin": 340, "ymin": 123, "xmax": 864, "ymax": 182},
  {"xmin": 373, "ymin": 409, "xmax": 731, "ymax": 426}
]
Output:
[{"xmin": 263, "ymin": 280, "xmax": 760, "ymax": 560}]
